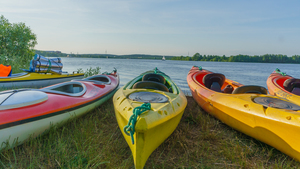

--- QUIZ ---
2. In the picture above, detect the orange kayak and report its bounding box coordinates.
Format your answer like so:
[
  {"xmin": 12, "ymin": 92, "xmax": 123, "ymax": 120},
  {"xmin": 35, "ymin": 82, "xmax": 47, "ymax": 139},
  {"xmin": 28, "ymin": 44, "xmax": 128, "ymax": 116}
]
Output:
[
  {"xmin": 267, "ymin": 68, "xmax": 300, "ymax": 103},
  {"xmin": 187, "ymin": 66, "xmax": 300, "ymax": 161}
]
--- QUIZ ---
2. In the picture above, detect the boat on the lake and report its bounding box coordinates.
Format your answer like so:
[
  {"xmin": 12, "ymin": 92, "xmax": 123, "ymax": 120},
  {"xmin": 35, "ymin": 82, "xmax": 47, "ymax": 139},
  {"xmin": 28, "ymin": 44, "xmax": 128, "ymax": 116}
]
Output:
[
  {"xmin": 187, "ymin": 66, "xmax": 300, "ymax": 161},
  {"xmin": 0, "ymin": 69, "xmax": 119, "ymax": 151},
  {"xmin": 113, "ymin": 67, "xmax": 187, "ymax": 169}
]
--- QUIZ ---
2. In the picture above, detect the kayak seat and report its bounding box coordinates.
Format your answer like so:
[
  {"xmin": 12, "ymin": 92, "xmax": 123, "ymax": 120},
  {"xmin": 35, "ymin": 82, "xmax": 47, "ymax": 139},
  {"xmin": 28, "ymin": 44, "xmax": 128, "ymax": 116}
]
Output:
[
  {"xmin": 283, "ymin": 78, "xmax": 300, "ymax": 93},
  {"xmin": 142, "ymin": 73, "xmax": 166, "ymax": 84},
  {"xmin": 203, "ymin": 73, "xmax": 225, "ymax": 92},
  {"xmin": 232, "ymin": 85, "xmax": 268, "ymax": 94},
  {"xmin": 211, "ymin": 82, "xmax": 222, "ymax": 92},
  {"xmin": 222, "ymin": 85, "xmax": 234, "ymax": 94},
  {"xmin": 132, "ymin": 81, "xmax": 169, "ymax": 92}
]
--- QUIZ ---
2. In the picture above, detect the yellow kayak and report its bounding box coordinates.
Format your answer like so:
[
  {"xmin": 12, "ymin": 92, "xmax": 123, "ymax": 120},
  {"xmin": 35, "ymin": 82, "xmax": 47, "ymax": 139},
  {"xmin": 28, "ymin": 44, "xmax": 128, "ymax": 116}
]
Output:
[
  {"xmin": 0, "ymin": 72, "xmax": 84, "ymax": 89},
  {"xmin": 113, "ymin": 68, "xmax": 187, "ymax": 169},
  {"xmin": 187, "ymin": 66, "xmax": 300, "ymax": 161}
]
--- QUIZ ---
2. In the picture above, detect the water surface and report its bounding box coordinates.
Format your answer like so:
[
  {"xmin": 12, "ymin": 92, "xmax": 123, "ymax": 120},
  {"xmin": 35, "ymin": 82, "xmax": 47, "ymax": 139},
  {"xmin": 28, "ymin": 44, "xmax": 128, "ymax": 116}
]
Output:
[{"xmin": 61, "ymin": 57, "xmax": 300, "ymax": 95}]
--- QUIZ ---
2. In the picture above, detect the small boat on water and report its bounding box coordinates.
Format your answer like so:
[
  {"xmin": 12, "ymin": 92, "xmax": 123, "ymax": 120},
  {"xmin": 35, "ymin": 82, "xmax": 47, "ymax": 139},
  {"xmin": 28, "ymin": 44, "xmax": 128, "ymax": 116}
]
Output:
[
  {"xmin": 187, "ymin": 66, "xmax": 300, "ymax": 161},
  {"xmin": 267, "ymin": 68, "xmax": 300, "ymax": 103},
  {"xmin": 113, "ymin": 68, "xmax": 187, "ymax": 169},
  {"xmin": 0, "ymin": 69, "xmax": 119, "ymax": 151}
]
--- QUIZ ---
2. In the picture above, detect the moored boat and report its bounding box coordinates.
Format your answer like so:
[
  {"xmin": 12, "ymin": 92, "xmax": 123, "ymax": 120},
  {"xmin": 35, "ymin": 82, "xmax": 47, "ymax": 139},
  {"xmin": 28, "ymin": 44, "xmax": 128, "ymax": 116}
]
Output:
[
  {"xmin": 0, "ymin": 54, "xmax": 84, "ymax": 89},
  {"xmin": 0, "ymin": 69, "xmax": 119, "ymax": 151},
  {"xmin": 267, "ymin": 68, "xmax": 300, "ymax": 103},
  {"xmin": 0, "ymin": 72, "xmax": 84, "ymax": 89},
  {"xmin": 187, "ymin": 66, "xmax": 300, "ymax": 161},
  {"xmin": 113, "ymin": 68, "xmax": 187, "ymax": 169}
]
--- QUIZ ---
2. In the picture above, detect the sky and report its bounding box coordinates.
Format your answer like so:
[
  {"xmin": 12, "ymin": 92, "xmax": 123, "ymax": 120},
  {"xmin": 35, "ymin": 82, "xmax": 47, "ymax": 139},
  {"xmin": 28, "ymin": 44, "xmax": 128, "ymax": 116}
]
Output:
[{"xmin": 1, "ymin": 0, "xmax": 300, "ymax": 56}]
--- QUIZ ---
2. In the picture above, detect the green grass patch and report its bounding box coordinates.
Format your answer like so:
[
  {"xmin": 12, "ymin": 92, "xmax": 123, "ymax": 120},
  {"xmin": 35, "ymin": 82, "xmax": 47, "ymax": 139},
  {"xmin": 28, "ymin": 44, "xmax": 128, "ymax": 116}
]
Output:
[{"xmin": 0, "ymin": 97, "xmax": 299, "ymax": 168}]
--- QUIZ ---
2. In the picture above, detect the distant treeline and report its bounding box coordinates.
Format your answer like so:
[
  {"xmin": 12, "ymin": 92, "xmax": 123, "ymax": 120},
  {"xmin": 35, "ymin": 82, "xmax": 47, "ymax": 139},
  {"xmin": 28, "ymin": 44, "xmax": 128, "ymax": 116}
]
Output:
[
  {"xmin": 172, "ymin": 53, "xmax": 300, "ymax": 63},
  {"xmin": 35, "ymin": 50, "xmax": 170, "ymax": 60},
  {"xmin": 35, "ymin": 50, "xmax": 300, "ymax": 63}
]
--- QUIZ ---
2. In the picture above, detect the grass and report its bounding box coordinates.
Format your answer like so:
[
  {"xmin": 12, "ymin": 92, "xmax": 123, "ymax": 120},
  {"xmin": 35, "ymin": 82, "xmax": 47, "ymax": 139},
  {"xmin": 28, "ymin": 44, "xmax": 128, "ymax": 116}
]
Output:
[{"xmin": 0, "ymin": 96, "xmax": 299, "ymax": 168}]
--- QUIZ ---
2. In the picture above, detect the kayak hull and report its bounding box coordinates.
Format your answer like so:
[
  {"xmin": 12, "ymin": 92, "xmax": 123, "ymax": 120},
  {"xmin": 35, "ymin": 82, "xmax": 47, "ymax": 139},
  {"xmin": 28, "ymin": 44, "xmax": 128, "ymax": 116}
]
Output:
[
  {"xmin": 187, "ymin": 66, "xmax": 300, "ymax": 161},
  {"xmin": 0, "ymin": 71, "xmax": 119, "ymax": 150},
  {"xmin": 113, "ymin": 68, "xmax": 187, "ymax": 169},
  {"xmin": 0, "ymin": 72, "xmax": 84, "ymax": 89}
]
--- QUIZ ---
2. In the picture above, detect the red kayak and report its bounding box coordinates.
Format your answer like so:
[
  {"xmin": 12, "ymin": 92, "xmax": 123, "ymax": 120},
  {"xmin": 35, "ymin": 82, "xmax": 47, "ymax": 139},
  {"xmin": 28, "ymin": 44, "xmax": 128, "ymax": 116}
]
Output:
[
  {"xmin": 267, "ymin": 68, "xmax": 300, "ymax": 103},
  {"xmin": 0, "ymin": 69, "xmax": 119, "ymax": 151}
]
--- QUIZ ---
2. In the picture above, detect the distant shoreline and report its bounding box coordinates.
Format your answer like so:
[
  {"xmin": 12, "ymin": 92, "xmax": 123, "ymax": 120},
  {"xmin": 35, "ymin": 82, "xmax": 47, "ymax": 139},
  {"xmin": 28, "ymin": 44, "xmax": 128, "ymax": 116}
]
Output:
[{"xmin": 35, "ymin": 50, "xmax": 300, "ymax": 64}]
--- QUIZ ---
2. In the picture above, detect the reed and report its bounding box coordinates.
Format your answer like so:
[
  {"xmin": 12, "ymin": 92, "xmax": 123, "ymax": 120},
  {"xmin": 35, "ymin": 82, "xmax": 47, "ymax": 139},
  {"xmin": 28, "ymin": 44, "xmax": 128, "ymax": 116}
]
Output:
[
  {"xmin": 77, "ymin": 67, "xmax": 101, "ymax": 78},
  {"xmin": 0, "ymin": 97, "xmax": 299, "ymax": 168}
]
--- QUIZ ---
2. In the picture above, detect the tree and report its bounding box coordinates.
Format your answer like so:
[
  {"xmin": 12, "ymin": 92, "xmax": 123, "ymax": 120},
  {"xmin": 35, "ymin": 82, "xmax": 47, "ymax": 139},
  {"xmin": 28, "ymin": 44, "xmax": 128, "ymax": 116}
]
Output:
[
  {"xmin": 0, "ymin": 15, "xmax": 37, "ymax": 72},
  {"xmin": 192, "ymin": 53, "xmax": 201, "ymax": 61}
]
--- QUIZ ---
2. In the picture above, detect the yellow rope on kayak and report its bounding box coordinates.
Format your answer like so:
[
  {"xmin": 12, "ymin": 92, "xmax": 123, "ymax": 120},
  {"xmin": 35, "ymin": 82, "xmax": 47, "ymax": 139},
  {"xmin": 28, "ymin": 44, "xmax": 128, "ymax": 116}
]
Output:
[
  {"xmin": 275, "ymin": 68, "xmax": 286, "ymax": 76},
  {"xmin": 123, "ymin": 103, "xmax": 151, "ymax": 144}
]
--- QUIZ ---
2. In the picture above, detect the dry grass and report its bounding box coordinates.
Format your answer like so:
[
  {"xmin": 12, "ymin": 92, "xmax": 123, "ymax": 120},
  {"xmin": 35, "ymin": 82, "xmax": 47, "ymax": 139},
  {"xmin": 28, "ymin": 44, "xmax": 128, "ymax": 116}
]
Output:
[{"xmin": 0, "ymin": 97, "xmax": 299, "ymax": 168}]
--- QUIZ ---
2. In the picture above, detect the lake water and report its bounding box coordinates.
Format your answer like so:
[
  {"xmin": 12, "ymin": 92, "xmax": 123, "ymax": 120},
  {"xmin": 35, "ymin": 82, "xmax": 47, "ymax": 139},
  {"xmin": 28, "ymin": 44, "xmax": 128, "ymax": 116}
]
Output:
[{"xmin": 60, "ymin": 57, "xmax": 300, "ymax": 95}]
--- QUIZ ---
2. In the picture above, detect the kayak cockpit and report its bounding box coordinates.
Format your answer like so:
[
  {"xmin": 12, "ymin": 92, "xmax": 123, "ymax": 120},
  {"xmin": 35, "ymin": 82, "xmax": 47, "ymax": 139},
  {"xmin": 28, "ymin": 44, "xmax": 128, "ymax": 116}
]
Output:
[
  {"xmin": 282, "ymin": 78, "xmax": 300, "ymax": 95},
  {"xmin": 40, "ymin": 81, "xmax": 86, "ymax": 96},
  {"xmin": 199, "ymin": 72, "xmax": 234, "ymax": 93},
  {"xmin": 196, "ymin": 72, "xmax": 268, "ymax": 94},
  {"xmin": 131, "ymin": 73, "xmax": 174, "ymax": 93},
  {"xmin": 0, "ymin": 89, "xmax": 48, "ymax": 110},
  {"xmin": 202, "ymin": 73, "xmax": 225, "ymax": 92},
  {"xmin": 273, "ymin": 76, "xmax": 300, "ymax": 95}
]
